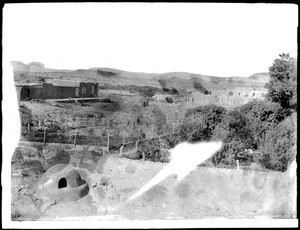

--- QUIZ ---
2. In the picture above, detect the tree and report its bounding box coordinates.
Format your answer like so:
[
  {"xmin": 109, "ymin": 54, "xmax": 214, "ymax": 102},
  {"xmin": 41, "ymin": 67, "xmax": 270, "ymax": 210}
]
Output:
[
  {"xmin": 130, "ymin": 104, "xmax": 146, "ymax": 139},
  {"xmin": 158, "ymin": 79, "xmax": 169, "ymax": 92},
  {"xmin": 170, "ymin": 87, "xmax": 179, "ymax": 95},
  {"xmin": 255, "ymin": 113, "xmax": 297, "ymax": 172},
  {"xmin": 210, "ymin": 110, "xmax": 255, "ymax": 167},
  {"xmin": 139, "ymin": 87, "xmax": 156, "ymax": 106},
  {"xmin": 139, "ymin": 87, "xmax": 155, "ymax": 98},
  {"xmin": 186, "ymin": 104, "xmax": 226, "ymax": 139},
  {"xmin": 178, "ymin": 122, "xmax": 208, "ymax": 143},
  {"xmin": 266, "ymin": 53, "xmax": 297, "ymax": 112},
  {"xmin": 238, "ymin": 100, "xmax": 285, "ymax": 149},
  {"xmin": 165, "ymin": 97, "xmax": 173, "ymax": 103},
  {"xmin": 152, "ymin": 106, "xmax": 167, "ymax": 135}
]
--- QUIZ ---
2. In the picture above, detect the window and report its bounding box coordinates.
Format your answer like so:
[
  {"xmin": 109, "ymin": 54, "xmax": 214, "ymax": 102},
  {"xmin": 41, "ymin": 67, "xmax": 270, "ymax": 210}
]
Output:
[
  {"xmin": 75, "ymin": 88, "xmax": 79, "ymax": 97},
  {"xmin": 82, "ymin": 87, "xmax": 86, "ymax": 94}
]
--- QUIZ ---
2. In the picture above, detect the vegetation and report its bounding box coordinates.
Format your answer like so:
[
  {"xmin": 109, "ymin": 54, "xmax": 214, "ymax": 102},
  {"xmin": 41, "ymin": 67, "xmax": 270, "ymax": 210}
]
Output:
[
  {"xmin": 266, "ymin": 53, "xmax": 297, "ymax": 112},
  {"xmin": 165, "ymin": 97, "xmax": 173, "ymax": 103},
  {"xmin": 255, "ymin": 113, "xmax": 297, "ymax": 171},
  {"xmin": 17, "ymin": 54, "xmax": 296, "ymax": 172},
  {"xmin": 144, "ymin": 53, "xmax": 297, "ymax": 171},
  {"xmin": 139, "ymin": 138, "xmax": 170, "ymax": 163}
]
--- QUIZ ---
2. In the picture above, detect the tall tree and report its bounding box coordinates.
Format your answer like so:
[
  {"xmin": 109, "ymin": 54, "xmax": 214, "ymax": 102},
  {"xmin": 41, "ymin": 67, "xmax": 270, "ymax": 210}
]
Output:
[
  {"xmin": 266, "ymin": 53, "xmax": 297, "ymax": 112},
  {"xmin": 139, "ymin": 87, "xmax": 155, "ymax": 106}
]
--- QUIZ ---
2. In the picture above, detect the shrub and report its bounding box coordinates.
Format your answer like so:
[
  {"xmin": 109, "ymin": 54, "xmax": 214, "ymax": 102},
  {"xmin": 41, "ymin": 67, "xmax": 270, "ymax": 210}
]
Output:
[
  {"xmin": 178, "ymin": 123, "xmax": 209, "ymax": 143},
  {"xmin": 152, "ymin": 107, "xmax": 167, "ymax": 135},
  {"xmin": 255, "ymin": 113, "xmax": 297, "ymax": 172},
  {"xmin": 186, "ymin": 104, "xmax": 226, "ymax": 139},
  {"xmin": 210, "ymin": 110, "xmax": 256, "ymax": 167},
  {"xmin": 211, "ymin": 141, "xmax": 245, "ymax": 167},
  {"xmin": 239, "ymin": 99, "xmax": 285, "ymax": 149},
  {"xmin": 164, "ymin": 134, "xmax": 182, "ymax": 149},
  {"xmin": 19, "ymin": 105, "xmax": 33, "ymax": 127},
  {"xmin": 165, "ymin": 97, "xmax": 173, "ymax": 103},
  {"xmin": 140, "ymin": 138, "xmax": 170, "ymax": 163}
]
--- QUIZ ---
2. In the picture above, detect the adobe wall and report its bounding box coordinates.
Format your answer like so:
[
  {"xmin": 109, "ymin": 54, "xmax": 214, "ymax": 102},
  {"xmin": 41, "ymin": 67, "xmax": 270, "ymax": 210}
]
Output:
[
  {"xmin": 30, "ymin": 83, "xmax": 77, "ymax": 100},
  {"xmin": 79, "ymin": 82, "xmax": 98, "ymax": 98}
]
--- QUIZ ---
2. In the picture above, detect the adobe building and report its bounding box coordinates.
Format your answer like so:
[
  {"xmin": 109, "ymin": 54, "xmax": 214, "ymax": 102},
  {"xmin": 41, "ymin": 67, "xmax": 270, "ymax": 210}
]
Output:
[{"xmin": 15, "ymin": 79, "xmax": 99, "ymax": 101}]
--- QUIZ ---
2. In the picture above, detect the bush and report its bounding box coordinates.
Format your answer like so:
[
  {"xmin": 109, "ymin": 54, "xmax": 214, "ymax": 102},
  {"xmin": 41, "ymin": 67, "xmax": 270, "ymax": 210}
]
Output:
[
  {"xmin": 211, "ymin": 110, "xmax": 254, "ymax": 148},
  {"xmin": 165, "ymin": 97, "xmax": 173, "ymax": 103},
  {"xmin": 164, "ymin": 134, "xmax": 182, "ymax": 149},
  {"xmin": 140, "ymin": 139, "xmax": 170, "ymax": 163},
  {"xmin": 178, "ymin": 123, "xmax": 209, "ymax": 143},
  {"xmin": 239, "ymin": 99, "xmax": 285, "ymax": 149},
  {"xmin": 210, "ymin": 110, "xmax": 256, "ymax": 167},
  {"xmin": 255, "ymin": 113, "xmax": 297, "ymax": 172},
  {"xmin": 211, "ymin": 141, "xmax": 245, "ymax": 167},
  {"xmin": 19, "ymin": 105, "xmax": 33, "ymax": 127},
  {"xmin": 152, "ymin": 107, "xmax": 167, "ymax": 135},
  {"xmin": 186, "ymin": 104, "xmax": 226, "ymax": 139}
]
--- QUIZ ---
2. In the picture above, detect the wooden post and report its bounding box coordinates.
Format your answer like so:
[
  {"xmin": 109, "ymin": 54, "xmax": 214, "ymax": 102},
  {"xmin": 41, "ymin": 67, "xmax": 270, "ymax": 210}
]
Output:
[
  {"xmin": 137, "ymin": 127, "xmax": 140, "ymax": 142},
  {"xmin": 142, "ymin": 151, "xmax": 145, "ymax": 161},
  {"xmin": 236, "ymin": 160, "xmax": 240, "ymax": 170},
  {"xmin": 107, "ymin": 132, "xmax": 110, "ymax": 151},
  {"xmin": 74, "ymin": 129, "xmax": 78, "ymax": 147},
  {"xmin": 43, "ymin": 127, "xmax": 47, "ymax": 146},
  {"xmin": 85, "ymin": 116, "xmax": 87, "ymax": 125},
  {"xmin": 120, "ymin": 145, "xmax": 124, "ymax": 156},
  {"xmin": 123, "ymin": 132, "xmax": 125, "ymax": 145},
  {"xmin": 172, "ymin": 123, "xmax": 175, "ymax": 134},
  {"xmin": 64, "ymin": 119, "xmax": 67, "ymax": 129},
  {"xmin": 92, "ymin": 116, "xmax": 95, "ymax": 128},
  {"xmin": 135, "ymin": 140, "xmax": 138, "ymax": 151},
  {"xmin": 27, "ymin": 123, "xmax": 30, "ymax": 132},
  {"xmin": 76, "ymin": 116, "xmax": 79, "ymax": 127},
  {"xmin": 39, "ymin": 120, "xmax": 42, "ymax": 130}
]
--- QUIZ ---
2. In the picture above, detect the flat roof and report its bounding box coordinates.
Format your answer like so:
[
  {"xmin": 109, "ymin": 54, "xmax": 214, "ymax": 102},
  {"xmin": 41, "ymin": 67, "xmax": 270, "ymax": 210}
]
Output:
[
  {"xmin": 14, "ymin": 82, "xmax": 42, "ymax": 87},
  {"xmin": 46, "ymin": 79, "xmax": 81, "ymax": 87}
]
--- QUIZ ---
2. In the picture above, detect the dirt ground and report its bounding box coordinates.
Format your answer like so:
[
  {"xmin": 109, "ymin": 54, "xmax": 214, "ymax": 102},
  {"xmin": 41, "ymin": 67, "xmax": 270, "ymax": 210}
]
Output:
[{"xmin": 11, "ymin": 142, "xmax": 296, "ymax": 221}]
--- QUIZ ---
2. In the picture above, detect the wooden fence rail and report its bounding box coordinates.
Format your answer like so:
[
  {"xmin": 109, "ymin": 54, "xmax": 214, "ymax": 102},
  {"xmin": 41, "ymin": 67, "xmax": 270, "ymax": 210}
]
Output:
[{"xmin": 22, "ymin": 114, "xmax": 202, "ymax": 149}]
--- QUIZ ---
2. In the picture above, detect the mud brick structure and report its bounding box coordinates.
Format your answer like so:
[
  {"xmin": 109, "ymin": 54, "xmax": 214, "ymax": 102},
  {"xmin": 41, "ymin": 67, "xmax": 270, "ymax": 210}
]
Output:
[{"xmin": 15, "ymin": 80, "xmax": 99, "ymax": 101}]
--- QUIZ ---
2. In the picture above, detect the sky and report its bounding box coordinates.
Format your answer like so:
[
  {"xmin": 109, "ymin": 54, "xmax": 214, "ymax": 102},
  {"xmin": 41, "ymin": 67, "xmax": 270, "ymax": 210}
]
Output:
[{"xmin": 3, "ymin": 3, "xmax": 298, "ymax": 78}]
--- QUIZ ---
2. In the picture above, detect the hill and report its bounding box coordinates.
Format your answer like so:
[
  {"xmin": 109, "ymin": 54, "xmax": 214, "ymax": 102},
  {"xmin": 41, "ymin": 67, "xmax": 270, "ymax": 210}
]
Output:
[{"xmin": 12, "ymin": 61, "xmax": 270, "ymax": 91}]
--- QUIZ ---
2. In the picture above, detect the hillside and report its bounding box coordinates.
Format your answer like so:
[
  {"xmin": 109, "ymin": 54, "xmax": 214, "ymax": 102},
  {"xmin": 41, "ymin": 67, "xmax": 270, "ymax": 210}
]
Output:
[{"xmin": 12, "ymin": 61, "xmax": 270, "ymax": 91}]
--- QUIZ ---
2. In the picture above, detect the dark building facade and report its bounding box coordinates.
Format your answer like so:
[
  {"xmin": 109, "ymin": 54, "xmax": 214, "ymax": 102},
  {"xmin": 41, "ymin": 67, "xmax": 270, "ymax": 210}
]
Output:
[{"xmin": 16, "ymin": 80, "xmax": 98, "ymax": 101}]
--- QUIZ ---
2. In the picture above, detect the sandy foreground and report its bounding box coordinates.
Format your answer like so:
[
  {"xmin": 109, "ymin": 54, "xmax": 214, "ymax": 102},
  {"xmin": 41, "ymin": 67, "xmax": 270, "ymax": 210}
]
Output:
[{"xmin": 11, "ymin": 142, "xmax": 296, "ymax": 221}]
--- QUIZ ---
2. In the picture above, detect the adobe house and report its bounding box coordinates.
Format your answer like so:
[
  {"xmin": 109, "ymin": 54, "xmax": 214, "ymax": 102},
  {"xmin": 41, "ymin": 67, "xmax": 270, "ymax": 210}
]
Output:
[
  {"xmin": 15, "ymin": 80, "xmax": 99, "ymax": 101},
  {"xmin": 15, "ymin": 83, "xmax": 43, "ymax": 101},
  {"xmin": 152, "ymin": 93, "xmax": 168, "ymax": 101}
]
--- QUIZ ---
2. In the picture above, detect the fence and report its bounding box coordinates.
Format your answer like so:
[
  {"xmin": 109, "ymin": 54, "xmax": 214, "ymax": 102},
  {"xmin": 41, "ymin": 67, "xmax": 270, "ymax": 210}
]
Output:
[{"xmin": 21, "ymin": 115, "xmax": 199, "ymax": 149}]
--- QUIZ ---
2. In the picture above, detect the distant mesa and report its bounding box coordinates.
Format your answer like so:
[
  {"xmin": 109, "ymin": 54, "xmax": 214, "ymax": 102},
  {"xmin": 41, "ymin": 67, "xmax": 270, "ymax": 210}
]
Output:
[
  {"xmin": 11, "ymin": 61, "xmax": 71, "ymax": 73},
  {"xmin": 11, "ymin": 60, "xmax": 270, "ymax": 90}
]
